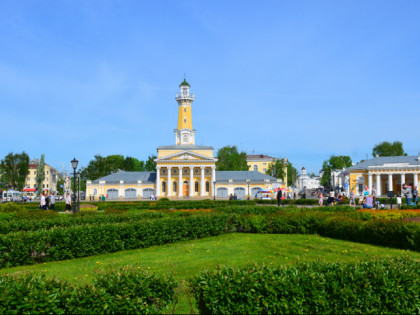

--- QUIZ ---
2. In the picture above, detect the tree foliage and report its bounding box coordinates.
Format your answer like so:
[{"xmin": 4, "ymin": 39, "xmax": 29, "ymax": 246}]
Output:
[
  {"xmin": 266, "ymin": 159, "xmax": 286, "ymax": 181},
  {"xmin": 36, "ymin": 154, "xmax": 46, "ymax": 193},
  {"xmin": 320, "ymin": 155, "xmax": 353, "ymax": 187},
  {"xmin": 0, "ymin": 152, "xmax": 30, "ymax": 190},
  {"xmin": 81, "ymin": 155, "xmax": 154, "ymax": 183},
  {"xmin": 287, "ymin": 162, "xmax": 298, "ymax": 187},
  {"xmin": 216, "ymin": 146, "xmax": 248, "ymax": 171},
  {"xmin": 372, "ymin": 141, "xmax": 406, "ymax": 157},
  {"xmin": 145, "ymin": 155, "xmax": 157, "ymax": 172}
]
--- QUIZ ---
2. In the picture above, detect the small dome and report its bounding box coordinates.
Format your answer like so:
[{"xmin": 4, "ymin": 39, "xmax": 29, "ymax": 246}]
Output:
[{"xmin": 179, "ymin": 79, "xmax": 190, "ymax": 87}]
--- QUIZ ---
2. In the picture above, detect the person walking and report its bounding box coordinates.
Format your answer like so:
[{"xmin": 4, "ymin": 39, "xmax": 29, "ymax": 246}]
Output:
[
  {"xmin": 401, "ymin": 183, "xmax": 413, "ymax": 205},
  {"xmin": 276, "ymin": 189, "xmax": 282, "ymax": 206},
  {"xmin": 50, "ymin": 192, "xmax": 56, "ymax": 211},
  {"xmin": 46, "ymin": 193, "xmax": 50, "ymax": 210},
  {"xmin": 65, "ymin": 192, "xmax": 72, "ymax": 213},
  {"xmin": 40, "ymin": 193, "xmax": 46, "ymax": 210},
  {"xmin": 413, "ymin": 186, "xmax": 418, "ymax": 205},
  {"xmin": 349, "ymin": 190, "xmax": 355, "ymax": 206}
]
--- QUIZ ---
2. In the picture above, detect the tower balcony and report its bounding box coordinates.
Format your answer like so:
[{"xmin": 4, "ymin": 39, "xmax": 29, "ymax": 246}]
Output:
[{"xmin": 175, "ymin": 93, "xmax": 195, "ymax": 101}]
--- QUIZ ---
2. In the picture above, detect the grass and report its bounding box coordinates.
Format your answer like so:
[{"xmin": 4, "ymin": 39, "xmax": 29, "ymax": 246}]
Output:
[{"xmin": 1, "ymin": 233, "xmax": 420, "ymax": 314}]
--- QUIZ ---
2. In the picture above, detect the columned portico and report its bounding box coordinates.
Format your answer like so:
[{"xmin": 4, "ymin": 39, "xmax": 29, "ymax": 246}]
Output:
[
  {"xmin": 178, "ymin": 166, "xmax": 183, "ymax": 197},
  {"xmin": 388, "ymin": 173, "xmax": 393, "ymax": 192},
  {"xmin": 200, "ymin": 166, "xmax": 205, "ymax": 196},
  {"xmin": 167, "ymin": 167, "xmax": 172, "ymax": 197},
  {"xmin": 189, "ymin": 166, "xmax": 193, "ymax": 197},
  {"xmin": 415, "ymin": 173, "xmax": 419, "ymax": 188},
  {"xmin": 376, "ymin": 174, "xmax": 381, "ymax": 196},
  {"xmin": 368, "ymin": 173, "xmax": 373, "ymax": 191},
  {"xmin": 401, "ymin": 174, "xmax": 406, "ymax": 189},
  {"xmin": 156, "ymin": 166, "xmax": 161, "ymax": 196}
]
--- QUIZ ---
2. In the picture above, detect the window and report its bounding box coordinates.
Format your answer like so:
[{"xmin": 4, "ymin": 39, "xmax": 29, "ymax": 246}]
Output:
[
  {"xmin": 27, "ymin": 177, "xmax": 30, "ymax": 181},
  {"xmin": 205, "ymin": 168, "xmax": 210, "ymax": 175},
  {"xmin": 47, "ymin": 184, "xmax": 49, "ymax": 188},
  {"xmin": 43, "ymin": 184, "xmax": 45, "ymax": 188},
  {"xmin": 173, "ymin": 182, "xmax": 177, "ymax": 193},
  {"xmin": 253, "ymin": 165, "xmax": 258, "ymax": 171},
  {"xmin": 183, "ymin": 135, "xmax": 188, "ymax": 143},
  {"xmin": 184, "ymin": 107, "xmax": 186, "ymax": 112},
  {"xmin": 195, "ymin": 182, "xmax": 199, "ymax": 193},
  {"xmin": 263, "ymin": 168, "xmax": 266, "ymax": 173},
  {"xmin": 184, "ymin": 118, "xmax": 187, "ymax": 123},
  {"xmin": 206, "ymin": 182, "xmax": 210, "ymax": 192},
  {"xmin": 34, "ymin": 171, "xmax": 37, "ymax": 175},
  {"xmin": 183, "ymin": 169, "xmax": 188, "ymax": 175},
  {"xmin": 162, "ymin": 182, "xmax": 166, "ymax": 193},
  {"xmin": 263, "ymin": 163, "xmax": 266, "ymax": 165}
]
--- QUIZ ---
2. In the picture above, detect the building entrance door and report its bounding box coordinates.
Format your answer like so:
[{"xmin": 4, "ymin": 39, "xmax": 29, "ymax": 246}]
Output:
[{"xmin": 183, "ymin": 181, "xmax": 189, "ymax": 196}]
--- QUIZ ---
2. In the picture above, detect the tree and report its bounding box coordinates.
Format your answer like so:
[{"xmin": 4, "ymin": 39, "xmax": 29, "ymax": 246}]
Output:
[
  {"xmin": 372, "ymin": 141, "xmax": 406, "ymax": 157},
  {"xmin": 36, "ymin": 154, "xmax": 46, "ymax": 193},
  {"xmin": 287, "ymin": 162, "xmax": 298, "ymax": 187},
  {"xmin": 266, "ymin": 159, "xmax": 286, "ymax": 180},
  {"xmin": 0, "ymin": 152, "xmax": 29, "ymax": 190},
  {"xmin": 56, "ymin": 178, "xmax": 65, "ymax": 195},
  {"xmin": 320, "ymin": 155, "xmax": 353, "ymax": 187},
  {"xmin": 145, "ymin": 155, "xmax": 157, "ymax": 172},
  {"xmin": 216, "ymin": 146, "xmax": 248, "ymax": 171},
  {"xmin": 123, "ymin": 156, "xmax": 145, "ymax": 171}
]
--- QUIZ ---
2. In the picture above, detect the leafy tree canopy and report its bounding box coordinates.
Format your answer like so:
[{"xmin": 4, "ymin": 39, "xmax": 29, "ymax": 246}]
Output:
[
  {"xmin": 145, "ymin": 155, "xmax": 157, "ymax": 172},
  {"xmin": 320, "ymin": 155, "xmax": 353, "ymax": 187},
  {"xmin": 0, "ymin": 152, "xmax": 29, "ymax": 190},
  {"xmin": 266, "ymin": 159, "xmax": 286, "ymax": 181},
  {"xmin": 216, "ymin": 146, "xmax": 248, "ymax": 171},
  {"xmin": 36, "ymin": 154, "xmax": 45, "ymax": 193},
  {"xmin": 372, "ymin": 141, "xmax": 406, "ymax": 157},
  {"xmin": 286, "ymin": 161, "xmax": 298, "ymax": 187}
]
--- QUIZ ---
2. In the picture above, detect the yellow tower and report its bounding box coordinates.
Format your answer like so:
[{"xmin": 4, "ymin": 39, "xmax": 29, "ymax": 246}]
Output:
[{"xmin": 174, "ymin": 79, "xmax": 196, "ymax": 145}]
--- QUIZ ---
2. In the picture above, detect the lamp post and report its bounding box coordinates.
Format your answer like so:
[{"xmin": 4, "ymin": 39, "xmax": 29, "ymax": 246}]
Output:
[
  {"xmin": 76, "ymin": 172, "xmax": 81, "ymax": 212},
  {"xmin": 246, "ymin": 179, "xmax": 251, "ymax": 200},
  {"xmin": 213, "ymin": 181, "xmax": 216, "ymax": 201},
  {"xmin": 71, "ymin": 158, "xmax": 79, "ymax": 213}
]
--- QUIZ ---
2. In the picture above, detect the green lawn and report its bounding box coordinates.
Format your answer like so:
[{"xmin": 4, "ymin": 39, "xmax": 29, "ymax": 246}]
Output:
[{"xmin": 2, "ymin": 233, "xmax": 419, "ymax": 314}]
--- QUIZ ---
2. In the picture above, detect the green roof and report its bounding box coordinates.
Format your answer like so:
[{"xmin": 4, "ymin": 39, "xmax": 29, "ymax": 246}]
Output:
[{"xmin": 179, "ymin": 79, "xmax": 190, "ymax": 87}]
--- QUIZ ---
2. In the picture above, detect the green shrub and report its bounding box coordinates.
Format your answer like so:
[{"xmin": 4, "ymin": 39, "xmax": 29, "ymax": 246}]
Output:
[
  {"xmin": 191, "ymin": 258, "xmax": 420, "ymax": 314},
  {"xmin": 0, "ymin": 202, "xmax": 24, "ymax": 213},
  {"xmin": 0, "ymin": 214, "xmax": 230, "ymax": 267},
  {"xmin": 0, "ymin": 268, "xmax": 176, "ymax": 314}
]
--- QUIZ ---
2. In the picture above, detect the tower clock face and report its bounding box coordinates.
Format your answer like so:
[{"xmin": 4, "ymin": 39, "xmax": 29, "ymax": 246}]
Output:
[
  {"xmin": 194, "ymin": 168, "xmax": 199, "ymax": 175},
  {"xmin": 161, "ymin": 169, "xmax": 167, "ymax": 175},
  {"xmin": 205, "ymin": 169, "xmax": 210, "ymax": 175},
  {"xmin": 172, "ymin": 169, "xmax": 178, "ymax": 175},
  {"xmin": 183, "ymin": 169, "xmax": 188, "ymax": 175}
]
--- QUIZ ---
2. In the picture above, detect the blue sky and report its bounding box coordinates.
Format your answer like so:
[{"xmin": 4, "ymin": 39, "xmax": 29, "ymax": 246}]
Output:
[{"xmin": 1, "ymin": 0, "xmax": 419, "ymax": 175}]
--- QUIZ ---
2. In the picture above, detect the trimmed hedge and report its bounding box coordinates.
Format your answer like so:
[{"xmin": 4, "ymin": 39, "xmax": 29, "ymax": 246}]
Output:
[
  {"xmin": 0, "ymin": 211, "xmax": 165, "ymax": 234},
  {"xmin": 0, "ymin": 267, "xmax": 176, "ymax": 314},
  {"xmin": 236, "ymin": 212, "xmax": 420, "ymax": 251},
  {"xmin": 0, "ymin": 214, "xmax": 230, "ymax": 268},
  {"xmin": 191, "ymin": 258, "xmax": 420, "ymax": 314}
]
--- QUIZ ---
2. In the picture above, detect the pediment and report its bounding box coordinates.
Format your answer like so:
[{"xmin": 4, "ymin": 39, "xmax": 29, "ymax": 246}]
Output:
[{"xmin": 156, "ymin": 150, "xmax": 217, "ymax": 162}]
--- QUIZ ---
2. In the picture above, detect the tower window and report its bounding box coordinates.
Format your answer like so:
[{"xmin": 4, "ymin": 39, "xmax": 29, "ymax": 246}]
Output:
[
  {"xmin": 184, "ymin": 107, "xmax": 186, "ymax": 112},
  {"xmin": 183, "ymin": 135, "xmax": 188, "ymax": 143},
  {"xmin": 184, "ymin": 118, "xmax": 186, "ymax": 123}
]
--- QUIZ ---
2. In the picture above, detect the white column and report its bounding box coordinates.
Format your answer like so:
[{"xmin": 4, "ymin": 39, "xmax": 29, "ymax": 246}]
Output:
[
  {"xmin": 167, "ymin": 167, "xmax": 172, "ymax": 197},
  {"xmin": 156, "ymin": 167, "xmax": 161, "ymax": 196},
  {"xmin": 137, "ymin": 180, "xmax": 142, "ymax": 198},
  {"xmin": 414, "ymin": 173, "xmax": 419, "ymax": 188},
  {"xmin": 368, "ymin": 173, "xmax": 373, "ymax": 192},
  {"xmin": 376, "ymin": 174, "xmax": 381, "ymax": 196},
  {"xmin": 388, "ymin": 173, "xmax": 393, "ymax": 192},
  {"xmin": 178, "ymin": 167, "xmax": 183, "ymax": 197},
  {"xmin": 189, "ymin": 166, "xmax": 194, "ymax": 197},
  {"xmin": 200, "ymin": 166, "xmax": 205, "ymax": 196},
  {"xmin": 401, "ymin": 173, "xmax": 406, "ymax": 187},
  {"xmin": 211, "ymin": 166, "xmax": 216, "ymax": 197}
]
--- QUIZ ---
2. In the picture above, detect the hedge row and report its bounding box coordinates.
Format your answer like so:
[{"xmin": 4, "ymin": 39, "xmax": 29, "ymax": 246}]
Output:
[
  {"xmin": 237, "ymin": 212, "xmax": 420, "ymax": 251},
  {"xmin": 0, "ymin": 267, "xmax": 176, "ymax": 314},
  {"xmin": 191, "ymin": 258, "xmax": 420, "ymax": 314},
  {"xmin": 0, "ymin": 211, "xmax": 165, "ymax": 234},
  {"xmin": 0, "ymin": 214, "xmax": 230, "ymax": 268}
]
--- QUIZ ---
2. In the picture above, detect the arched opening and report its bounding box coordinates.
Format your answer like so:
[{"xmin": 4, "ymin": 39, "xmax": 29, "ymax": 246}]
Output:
[
  {"xmin": 162, "ymin": 181, "xmax": 166, "ymax": 193},
  {"xmin": 253, "ymin": 165, "xmax": 258, "ymax": 171},
  {"xmin": 217, "ymin": 187, "xmax": 228, "ymax": 198},
  {"xmin": 251, "ymin": 187, "xmax": 263, "ymax": 198},
  {"xmin": 106, "ymin": 188, "xmax": 118, "ymax": 200},
  {"xmin": 173, "ymin": 181, "xmax": 177, "ymax": 193},
  {"xmin": 206, "ymin": 182, "xmax": 210, "ymax": 193},
  {"xmin": 143, "ymin": 188, "xmax": 154, "ymax": 199},
  {"xmin": 93, "ymin": 188, "xmax": 98, "ymax": 196},
  {"xmin": 183, "ymin": 181, "xmax": 189, "ymax": 196},
  {"xmin": 195, "ymin": 181, "xmax": 199, "ymax": 193},
  {"xmin": 234, "ymin": 187, "xmax": 246, "ymax": 198},
  {"xmin": 125, "ymin": 188, "xmax": 136, "ymax": 199}
]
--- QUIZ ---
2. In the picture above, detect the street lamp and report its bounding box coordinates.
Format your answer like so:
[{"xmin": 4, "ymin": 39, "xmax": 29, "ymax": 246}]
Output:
[
  {"xmin": 213, "ymin": 181, "xmax": 216, "ymax": 201},
  {"xmin": 76, "ymin": 172, "xmax": 81, "ymax": 212},
  {"xmin": 71, "ymin": 158, "xmax": 79, "ymax": 213},
  {"xmin": 246, "ymin": 179, "xmax": 251, "ymax": 200}
]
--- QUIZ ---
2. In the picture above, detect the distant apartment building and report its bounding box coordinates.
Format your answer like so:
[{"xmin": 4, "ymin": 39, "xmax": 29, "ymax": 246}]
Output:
[{"xmin": 24, "ymin": 159, "xmax": 59, "ymax": 193}]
